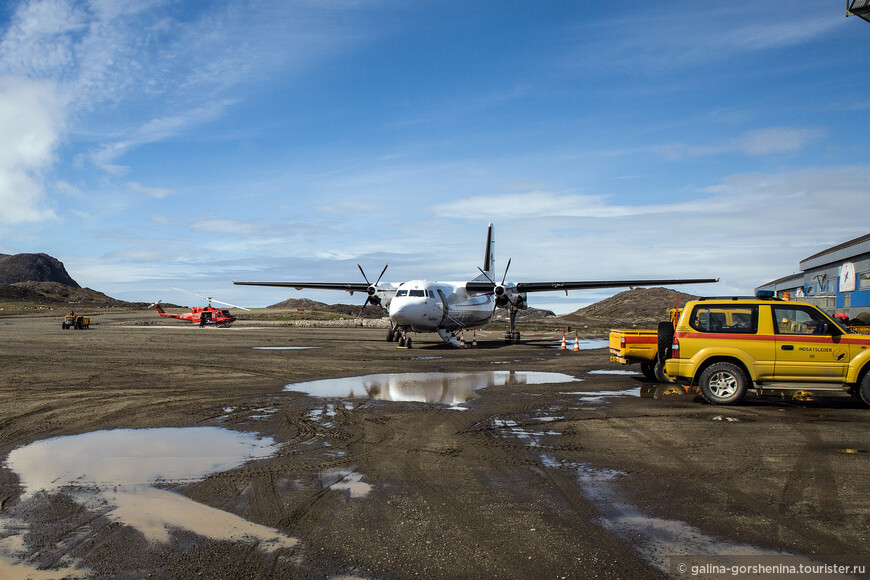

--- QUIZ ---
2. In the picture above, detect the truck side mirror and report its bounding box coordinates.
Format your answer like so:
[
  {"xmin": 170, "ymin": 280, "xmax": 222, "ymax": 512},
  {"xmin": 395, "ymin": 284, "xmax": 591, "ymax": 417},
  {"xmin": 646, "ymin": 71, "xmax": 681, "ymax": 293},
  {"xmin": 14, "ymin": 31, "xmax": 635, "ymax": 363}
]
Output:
[{"xmin": 823, "ymin": 322, "xmax": 841, "ymax": 336}]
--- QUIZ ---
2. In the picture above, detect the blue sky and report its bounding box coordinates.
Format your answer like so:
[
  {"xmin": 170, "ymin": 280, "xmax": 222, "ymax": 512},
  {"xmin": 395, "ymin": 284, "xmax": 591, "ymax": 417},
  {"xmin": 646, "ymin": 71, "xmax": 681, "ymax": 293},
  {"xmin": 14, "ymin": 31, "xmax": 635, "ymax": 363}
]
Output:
[{"xmin": 0, "ymin": 1, "xmax": 868, "ymax": 313}]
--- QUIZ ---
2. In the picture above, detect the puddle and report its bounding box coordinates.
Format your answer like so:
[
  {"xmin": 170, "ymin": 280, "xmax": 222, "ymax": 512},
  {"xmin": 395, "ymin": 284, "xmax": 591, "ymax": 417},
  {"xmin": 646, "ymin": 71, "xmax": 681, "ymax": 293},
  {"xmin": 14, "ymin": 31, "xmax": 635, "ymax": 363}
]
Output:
[
  {"xmin": 253, "ymin": 346, "xmax": 318, "ymax": 350},
  {"xmin": 551, "ymin": 339, "xmax": 609, "ymax": 350},
  {"xmin": 588, "ymin": 369, "xmax": 641, "ymax": 375},
  {"xmin": 322, "ymin": 468, "xmax": 372, "ymax": 498},
  {"xmin": 1, "ymin": 428, "xmax": 298, "ymax": 576},
  {"xmin": 491, "ymin": 419, "xmax": 791, "ymax": 573},
  {"xmin": 561, "ymin": 387, "xmax": 641, "ymax": 403},
  {"xmin": 284, "ymin": 371, "xmax": 579, "ymax": 405},
  {"xmin": 566, "ymin": 464, "xmax": 785, "ymax": 570}
]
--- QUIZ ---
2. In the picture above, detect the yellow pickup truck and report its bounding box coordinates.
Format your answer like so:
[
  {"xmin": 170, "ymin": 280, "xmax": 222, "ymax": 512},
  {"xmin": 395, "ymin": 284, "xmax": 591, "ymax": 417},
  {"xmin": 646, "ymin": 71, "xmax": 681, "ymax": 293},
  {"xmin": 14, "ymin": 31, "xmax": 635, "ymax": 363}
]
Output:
[
  {"xmin": 664, "ymin": 295, "xmax": 870, "ymax": 405},
  {"xmin": 609, "ymin": 309, "xmax": 680, "ymax": 382}
]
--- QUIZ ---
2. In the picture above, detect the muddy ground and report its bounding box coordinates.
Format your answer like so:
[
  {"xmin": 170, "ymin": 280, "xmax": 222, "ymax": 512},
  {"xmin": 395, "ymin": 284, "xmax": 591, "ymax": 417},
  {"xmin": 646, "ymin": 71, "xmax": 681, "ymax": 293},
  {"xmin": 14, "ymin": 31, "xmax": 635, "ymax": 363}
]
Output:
[{"xmin": 1, "ymin": 311, "xmax": 869, "ymax": 579}]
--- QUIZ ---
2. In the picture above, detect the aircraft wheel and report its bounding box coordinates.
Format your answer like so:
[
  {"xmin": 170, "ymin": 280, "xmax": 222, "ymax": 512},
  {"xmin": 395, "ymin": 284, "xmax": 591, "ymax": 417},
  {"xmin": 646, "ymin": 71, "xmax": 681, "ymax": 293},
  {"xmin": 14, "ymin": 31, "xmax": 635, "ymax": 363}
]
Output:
[
  {"xmin": 387, "ymin": 329, "xmax": 395, "ymax": 342},
  {"xmin": 406, "ymin": 337, "xmax": 412, "ymax": 349},
  {"xmin": 398, "ymin": 336, "xmax": 406, "ymax": 347}
]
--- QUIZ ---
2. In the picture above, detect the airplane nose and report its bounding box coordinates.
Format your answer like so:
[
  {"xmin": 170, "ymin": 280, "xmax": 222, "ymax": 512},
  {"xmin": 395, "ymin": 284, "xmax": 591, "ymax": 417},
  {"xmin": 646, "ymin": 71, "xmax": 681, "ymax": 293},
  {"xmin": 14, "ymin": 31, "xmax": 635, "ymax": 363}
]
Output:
[{"xmin": 389, "ymin": 299, "xmax": 440, "ymax": 328}]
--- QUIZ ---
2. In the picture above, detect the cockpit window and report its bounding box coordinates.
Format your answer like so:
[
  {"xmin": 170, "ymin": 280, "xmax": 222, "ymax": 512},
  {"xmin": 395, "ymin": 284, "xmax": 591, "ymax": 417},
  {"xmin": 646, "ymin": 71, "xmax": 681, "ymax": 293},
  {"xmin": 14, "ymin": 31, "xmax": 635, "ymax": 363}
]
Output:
[
  {"xmin": 409, "ymin": 290, "xmax": 425, "ymax": 297},
  {"xmin": 396, "ymin": 290, "xmax": 408, "ymax": 297}
]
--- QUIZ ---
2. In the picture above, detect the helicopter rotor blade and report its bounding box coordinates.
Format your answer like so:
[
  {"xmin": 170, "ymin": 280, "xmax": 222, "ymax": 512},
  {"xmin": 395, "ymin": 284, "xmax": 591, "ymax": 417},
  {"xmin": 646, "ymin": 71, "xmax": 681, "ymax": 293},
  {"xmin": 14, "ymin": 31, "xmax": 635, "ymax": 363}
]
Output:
[{"xmin": 208, "ymin": 298, "xmax": 251, "ymax": 311}]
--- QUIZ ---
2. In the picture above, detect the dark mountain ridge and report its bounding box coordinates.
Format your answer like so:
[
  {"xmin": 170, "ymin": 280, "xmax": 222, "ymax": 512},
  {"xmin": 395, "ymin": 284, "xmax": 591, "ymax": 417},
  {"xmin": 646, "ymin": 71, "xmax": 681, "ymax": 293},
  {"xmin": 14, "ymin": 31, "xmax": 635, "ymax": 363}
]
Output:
[{"xmin": 0, "ymin": 253, "xmax": 80, "ymax": 287}]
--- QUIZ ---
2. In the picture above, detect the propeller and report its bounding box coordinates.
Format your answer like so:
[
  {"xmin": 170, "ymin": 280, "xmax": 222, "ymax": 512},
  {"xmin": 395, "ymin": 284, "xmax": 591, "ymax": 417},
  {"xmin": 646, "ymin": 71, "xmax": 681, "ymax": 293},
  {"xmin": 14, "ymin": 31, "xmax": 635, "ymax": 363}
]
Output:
[
  {"xmin": 477, "ymin": 257, "xmax": 512, "ymax": 307},
  {"xmin": 147, "ymin": 300, "xmax": 162, "ymax": 309},
  {"xmin": 357, "ymin": 263, "xmax": 389, "ymax": 317},
  {"xmin": 171, "ymin": 288, "xmax": 251, "ymax": 311}
]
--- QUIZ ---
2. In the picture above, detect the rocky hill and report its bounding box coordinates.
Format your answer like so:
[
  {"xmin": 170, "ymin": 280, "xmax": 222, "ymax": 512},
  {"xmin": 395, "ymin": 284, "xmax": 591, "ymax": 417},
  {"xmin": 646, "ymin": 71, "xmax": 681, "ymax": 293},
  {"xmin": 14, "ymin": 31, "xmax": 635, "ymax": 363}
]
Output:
[
  {"xmin": 0, "ymin": 253, "xmax": 80, "ymax": 287},
  {"xmin": 559, "ymin": 287, "xmax": 699, "ymax": 330}
]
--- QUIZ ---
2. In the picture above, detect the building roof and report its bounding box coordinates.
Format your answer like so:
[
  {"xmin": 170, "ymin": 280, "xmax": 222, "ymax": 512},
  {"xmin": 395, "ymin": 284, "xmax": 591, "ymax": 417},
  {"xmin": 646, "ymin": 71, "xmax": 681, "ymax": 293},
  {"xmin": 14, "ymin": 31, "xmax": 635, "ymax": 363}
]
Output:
[
  {"xmin": 756, "ymin": 272, "xmax": 804, "ymax": 291},
  {"xmin": 799, "ymin": 232, "xmax": 870, "ymax": 270}
]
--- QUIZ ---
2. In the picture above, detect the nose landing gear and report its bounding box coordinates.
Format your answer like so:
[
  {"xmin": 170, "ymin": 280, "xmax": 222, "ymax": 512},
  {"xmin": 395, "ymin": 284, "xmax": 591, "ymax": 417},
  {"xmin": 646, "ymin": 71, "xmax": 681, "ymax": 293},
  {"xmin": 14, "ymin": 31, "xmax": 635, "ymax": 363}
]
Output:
[{"xmin": 388, "ymin": 326, "xmax": 413, "ymax": 348}]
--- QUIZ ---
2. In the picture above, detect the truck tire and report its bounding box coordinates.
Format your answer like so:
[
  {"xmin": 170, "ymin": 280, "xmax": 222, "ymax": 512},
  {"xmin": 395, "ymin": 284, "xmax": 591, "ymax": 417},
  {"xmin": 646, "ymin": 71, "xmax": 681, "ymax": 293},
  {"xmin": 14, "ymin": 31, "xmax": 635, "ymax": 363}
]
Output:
[
  {"xmin": 654, "ymin": 359, "xmax": 673, "ymax": 383},
  {"xmin": 699, "ymin": 362, "xmax": 748, "ymax": 405},
  {"xmin": 640, "ymin": 361, "xmax": 656, "ymax": 380},
  {"xmin": 858, "ymin": 372, "xmax": 870, "ymax": 408},
  {"xmin": 657, "ymin": 321, "xmax": 674, "ymax": 362}
]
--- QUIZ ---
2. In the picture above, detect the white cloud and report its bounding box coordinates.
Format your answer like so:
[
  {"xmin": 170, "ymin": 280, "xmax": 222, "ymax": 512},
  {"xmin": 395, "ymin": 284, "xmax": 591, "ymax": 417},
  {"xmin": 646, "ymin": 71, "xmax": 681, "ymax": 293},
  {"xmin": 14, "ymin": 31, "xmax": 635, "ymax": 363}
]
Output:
[
  {"xmin": 0, "ymin": 76, "xmax": 62, "ymax": 223},
  {"xmin": 126, "ymin": 181, "xmax": 172, "ymax": 199},
  {"xmin": 654, "ymin": 127, "xmax": 821, "ymax": 161}
]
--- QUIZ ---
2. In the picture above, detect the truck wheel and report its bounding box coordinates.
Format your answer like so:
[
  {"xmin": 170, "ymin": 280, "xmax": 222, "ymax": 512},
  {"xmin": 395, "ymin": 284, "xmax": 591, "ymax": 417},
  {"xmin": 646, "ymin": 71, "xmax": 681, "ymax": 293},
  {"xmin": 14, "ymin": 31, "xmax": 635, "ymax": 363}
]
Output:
[
  {"xmin": 657, "ymin": 321, "xmax": 674, "ymax": 362},
  {"xmin": 654, "ymin": 359, "xmax": 673, "ymax": 383},
  {"xmin": 858, "ymin": 372, "xmax": 870, "ymax": 407},
  {"xmin": 640, "ymin": 361, "xmax": 656, "ymax": 380},
  {"xmin": 699, "ymin": 362, "xmax": 748, "ymax": 405}
]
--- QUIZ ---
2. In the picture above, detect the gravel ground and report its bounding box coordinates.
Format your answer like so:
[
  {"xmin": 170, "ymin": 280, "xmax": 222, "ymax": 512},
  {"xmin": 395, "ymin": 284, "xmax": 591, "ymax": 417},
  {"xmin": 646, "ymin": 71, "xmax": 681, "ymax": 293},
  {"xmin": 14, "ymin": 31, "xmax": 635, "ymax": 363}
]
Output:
[{"xmin": 0, "ymin": 311, "xmax": 868, "ymax": 579}]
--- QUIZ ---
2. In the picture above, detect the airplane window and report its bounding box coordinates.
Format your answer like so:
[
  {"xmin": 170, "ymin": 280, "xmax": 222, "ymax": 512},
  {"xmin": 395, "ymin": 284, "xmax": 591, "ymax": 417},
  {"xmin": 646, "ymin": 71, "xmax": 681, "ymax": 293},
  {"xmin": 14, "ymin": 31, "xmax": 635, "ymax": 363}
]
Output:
[
  {"xmin": 396, "ymin": 290, "xmax": 408, "ymax": 297},
  {"xmin": 410, "ymin": 290, "xmax": 425, "ymax": 297}
]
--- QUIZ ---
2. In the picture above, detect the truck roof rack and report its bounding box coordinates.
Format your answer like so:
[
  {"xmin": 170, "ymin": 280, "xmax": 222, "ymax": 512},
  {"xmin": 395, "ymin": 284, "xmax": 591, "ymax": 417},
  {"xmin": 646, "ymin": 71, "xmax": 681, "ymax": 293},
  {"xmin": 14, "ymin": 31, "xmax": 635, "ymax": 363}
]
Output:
[{"xmin": 697, "ymin": 296, "xmax": 783, "ymax": 301}]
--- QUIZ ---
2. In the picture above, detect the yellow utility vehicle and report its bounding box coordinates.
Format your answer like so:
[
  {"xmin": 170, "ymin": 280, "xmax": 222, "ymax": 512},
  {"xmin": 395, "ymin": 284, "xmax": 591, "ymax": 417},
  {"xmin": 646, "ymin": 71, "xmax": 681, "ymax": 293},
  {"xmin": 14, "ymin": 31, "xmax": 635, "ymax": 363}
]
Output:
[
  {"xmin": 609, "ymin": 309, "xmax": 680, "ymax": 382},
  {"xmin": 664, "ymin": 293, "xmax": 870, "ymax": 405},
  {"xmin": 62, "ymin": 314, "xmax": 90, "ymax": 330}
]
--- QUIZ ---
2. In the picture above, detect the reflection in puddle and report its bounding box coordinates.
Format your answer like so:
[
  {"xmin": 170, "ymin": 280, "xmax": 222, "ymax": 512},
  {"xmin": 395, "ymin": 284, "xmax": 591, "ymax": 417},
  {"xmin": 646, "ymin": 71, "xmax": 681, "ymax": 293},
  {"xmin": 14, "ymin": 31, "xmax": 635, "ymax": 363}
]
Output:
[
  {"xmin": 588, "ymin": 369, "xmax": 641, "ymax": 375},
  {"xmin": 2, "ymin": 428, "xmax": 298, "ymax": 576},
  {"xmin": 284, "ymin": 371, "xmax": 578, "ymax": 405},
  {"xmin": 323, "ymin": 468, "xmax": 372, "ymax": 498}
]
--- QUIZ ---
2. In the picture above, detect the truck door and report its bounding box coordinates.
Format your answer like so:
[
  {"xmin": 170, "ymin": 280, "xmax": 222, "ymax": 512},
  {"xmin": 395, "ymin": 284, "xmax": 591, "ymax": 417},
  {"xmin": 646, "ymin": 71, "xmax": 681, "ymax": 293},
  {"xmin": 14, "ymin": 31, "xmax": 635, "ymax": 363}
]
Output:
[{"xmin": 772, "ymin": 305, "xmax": 848, "ymax": 382}]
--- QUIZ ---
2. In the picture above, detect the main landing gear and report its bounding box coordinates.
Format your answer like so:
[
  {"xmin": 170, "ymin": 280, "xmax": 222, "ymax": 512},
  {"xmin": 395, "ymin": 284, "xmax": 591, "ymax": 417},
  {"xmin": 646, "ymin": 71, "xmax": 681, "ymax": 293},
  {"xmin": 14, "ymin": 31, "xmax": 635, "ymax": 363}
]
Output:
[{"xmin": 504, "ymin": 307, "xmax": 521, "ymax": 343}]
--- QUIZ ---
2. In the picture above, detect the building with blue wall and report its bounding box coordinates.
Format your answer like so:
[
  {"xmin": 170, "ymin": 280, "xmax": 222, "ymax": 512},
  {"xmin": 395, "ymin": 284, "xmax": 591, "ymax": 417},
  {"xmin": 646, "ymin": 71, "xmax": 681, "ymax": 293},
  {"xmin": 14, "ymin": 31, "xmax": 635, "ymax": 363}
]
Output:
[{"xmin": 756, "ymin": 233, "xmax": 870, "ymax": 318}]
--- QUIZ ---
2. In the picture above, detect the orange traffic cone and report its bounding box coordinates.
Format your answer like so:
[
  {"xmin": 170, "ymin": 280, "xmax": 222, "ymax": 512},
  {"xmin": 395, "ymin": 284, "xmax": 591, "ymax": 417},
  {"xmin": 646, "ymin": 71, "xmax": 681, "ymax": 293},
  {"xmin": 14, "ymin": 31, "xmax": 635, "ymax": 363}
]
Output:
[
  {"xmin": 472, "ymin": 332, "xmax": 478, "ymax": 348},
  {"xmin": 573, "ymin": 335, "xmax": 580, "ymax": 352},
  {"xmin": 460, "ymin": 334, "xmax": 466, "ymax": 349},
  {"xmin": 560, "ymin": 335, "xmax": 566, "ymax": 350}
]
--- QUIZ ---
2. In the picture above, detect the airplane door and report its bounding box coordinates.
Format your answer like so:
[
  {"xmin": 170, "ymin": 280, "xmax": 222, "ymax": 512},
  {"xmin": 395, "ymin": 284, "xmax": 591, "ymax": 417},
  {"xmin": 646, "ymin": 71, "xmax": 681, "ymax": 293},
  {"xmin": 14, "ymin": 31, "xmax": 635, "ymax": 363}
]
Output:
[
  {"xmin": 772, "ymin": 305, "xmax": 849, "ymax": 382},
  {"xmin": 436, "ymin": 289, "xmax": 449, "ymax": 325}
]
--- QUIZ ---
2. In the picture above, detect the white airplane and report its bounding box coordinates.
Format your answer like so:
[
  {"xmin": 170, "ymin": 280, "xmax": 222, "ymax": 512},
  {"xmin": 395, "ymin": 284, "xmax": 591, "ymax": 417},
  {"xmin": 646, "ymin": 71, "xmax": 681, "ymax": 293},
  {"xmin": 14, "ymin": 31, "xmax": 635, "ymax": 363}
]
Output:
[{"xmin": 234, "ymin": 224, "xmax": 718, "ymax": 348}]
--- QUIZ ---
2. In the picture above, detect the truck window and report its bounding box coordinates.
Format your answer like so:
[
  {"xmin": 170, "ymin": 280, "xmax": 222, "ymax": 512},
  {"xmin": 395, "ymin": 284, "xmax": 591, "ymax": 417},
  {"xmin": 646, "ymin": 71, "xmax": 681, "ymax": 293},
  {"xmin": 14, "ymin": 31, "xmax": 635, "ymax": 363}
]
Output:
[
  {"xmin": 689, "ymin": 305, "xmax": 757, "ymax": 334},
  {"xmin": 772, "ymin": 306, "xmax": 830, "ymax": 335}
]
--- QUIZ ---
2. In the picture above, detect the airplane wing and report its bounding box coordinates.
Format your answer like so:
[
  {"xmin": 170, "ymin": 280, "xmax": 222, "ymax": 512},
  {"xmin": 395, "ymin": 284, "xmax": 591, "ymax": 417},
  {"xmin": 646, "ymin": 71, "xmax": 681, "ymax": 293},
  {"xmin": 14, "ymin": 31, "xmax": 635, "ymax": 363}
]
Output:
[
  {"xmin": 465, "ymin": 277, "xmax": 719, "ymax": 293},
  {"xmin": 233, "ymin": 281, "xmax": 371, "ymax": 293}
]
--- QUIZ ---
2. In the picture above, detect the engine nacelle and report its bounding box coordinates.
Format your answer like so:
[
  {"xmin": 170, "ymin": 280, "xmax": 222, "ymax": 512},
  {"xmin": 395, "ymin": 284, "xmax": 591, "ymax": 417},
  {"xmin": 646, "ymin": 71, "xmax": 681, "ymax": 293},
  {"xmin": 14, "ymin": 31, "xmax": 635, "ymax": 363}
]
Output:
[
  {"xmin": 367, "ymin": 286, "xmax": 382, "ymax": 306},
  {"xmin": 494, "ymin": 284, "xmax": 527, "ymax": 310}
]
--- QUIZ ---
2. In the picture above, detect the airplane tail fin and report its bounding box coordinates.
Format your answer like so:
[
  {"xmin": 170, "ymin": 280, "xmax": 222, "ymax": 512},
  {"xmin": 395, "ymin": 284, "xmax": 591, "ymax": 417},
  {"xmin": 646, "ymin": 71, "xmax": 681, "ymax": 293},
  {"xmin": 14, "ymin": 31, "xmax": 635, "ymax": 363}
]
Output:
[{"xmin": 474, "ymin": 223, "xmax": 495, "ymax": 281}]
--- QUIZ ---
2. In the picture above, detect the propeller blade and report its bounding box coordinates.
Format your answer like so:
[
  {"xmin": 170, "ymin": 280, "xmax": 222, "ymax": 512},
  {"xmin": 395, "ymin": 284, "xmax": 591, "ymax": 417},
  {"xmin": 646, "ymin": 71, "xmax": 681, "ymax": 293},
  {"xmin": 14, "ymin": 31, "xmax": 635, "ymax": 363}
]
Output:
[
  {"xmin": 357, "ymin": 296, "xmax": 372, "ymax": 319},
  {"xmin": 477, "ymin": 266, "xmax": 496, "ymax": 286},
  {"xmin": 374, "ymin": 263, "xmax": 389, "ymax": 285},
  {"xmin": 501, "ymin": 258, "xmax": 511, "ymax": 285},
  {"xmin": 357, "ymin": 264, "xmax": 371, "ymax": 285}
]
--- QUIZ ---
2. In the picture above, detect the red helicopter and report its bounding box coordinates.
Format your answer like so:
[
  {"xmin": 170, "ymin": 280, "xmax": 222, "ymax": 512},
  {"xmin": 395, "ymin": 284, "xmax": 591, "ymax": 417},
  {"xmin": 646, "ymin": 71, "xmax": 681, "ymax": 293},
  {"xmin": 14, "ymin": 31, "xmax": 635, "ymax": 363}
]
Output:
[{"xmin": 149, "ymin": 288, "xmax": 250, "ymax": 327}]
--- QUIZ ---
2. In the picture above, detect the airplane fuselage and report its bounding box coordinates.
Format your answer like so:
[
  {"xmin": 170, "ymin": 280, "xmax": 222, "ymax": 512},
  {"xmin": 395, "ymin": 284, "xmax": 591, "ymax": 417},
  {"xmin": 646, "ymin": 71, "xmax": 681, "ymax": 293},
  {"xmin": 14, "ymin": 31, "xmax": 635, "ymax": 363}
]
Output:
[{"xmin": 387, "ymin": 280, "xmax": 494, "ymax": 332}]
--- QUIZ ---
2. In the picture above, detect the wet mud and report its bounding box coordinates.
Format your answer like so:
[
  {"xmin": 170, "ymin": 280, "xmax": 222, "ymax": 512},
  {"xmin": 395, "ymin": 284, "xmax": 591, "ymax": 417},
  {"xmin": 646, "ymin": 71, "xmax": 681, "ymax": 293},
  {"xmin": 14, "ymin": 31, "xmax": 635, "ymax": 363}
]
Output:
[{"xmin": 1, "ymin": 312, "xmax": 869, "ymax": 578}]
